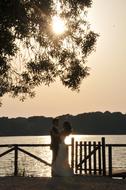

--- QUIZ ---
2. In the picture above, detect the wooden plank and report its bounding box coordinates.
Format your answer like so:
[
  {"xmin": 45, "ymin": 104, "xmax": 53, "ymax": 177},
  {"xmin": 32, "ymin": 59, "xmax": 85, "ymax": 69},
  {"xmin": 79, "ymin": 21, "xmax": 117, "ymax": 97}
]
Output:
[
  {"xmin": 84, "ymin": 141, "xmax": 87, "ymax": 174},
  {"xmin": 102, "ymin": 137, "xmax": 106, "ymax": 176},
  {"xmin": 88, "ymin": 141, "xmax": 92, "ymax": 174},
  {"xmin": 108, "ymin": 145, "xmax": 112, "ymax": 177},
  {"xmin": 0, "ymin": 144, "xmax": 50, "ymax": 147},
  {"xmin": 0, "ymin": 143, "xmax": 126, "ymax": 148},
  {"xmin": 79, "ymin": 141, "xmax": 82, "ymax": 174},
  {"xmin": 14, "ymin": 145, "xmax": 18, "ymax": 176},
  {"xmin": 75, "ymin": 141, "xmax": 78, "ymax": 174},
  {"xmin": 93, "ymin": 141, "xmax": 97, "ymax": 175},
  {"xmin": 98, "ymin": 141, "xmax": 102, "ymax": 175},
  {"xmin": 106, "ymin": 144, "xmax": 126, "ymax": 147},
  {"xmin": 80, "ymin": 168, "xmax": 102, "ymax": 171},
  {"xmin": 0, "ymin": 148, "xmax": 14, "ymax": 158},
  {"xmin": 71, "ymin": 138, "xmax": 74, "ymax": 170}
]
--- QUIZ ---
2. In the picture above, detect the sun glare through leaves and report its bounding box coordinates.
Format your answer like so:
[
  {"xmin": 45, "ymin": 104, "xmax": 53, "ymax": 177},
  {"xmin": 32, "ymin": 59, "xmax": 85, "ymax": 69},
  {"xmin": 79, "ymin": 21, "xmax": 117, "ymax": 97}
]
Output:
[{"xmin": 52, "ymin": 15, "xmax": 66, "ymax": 35}]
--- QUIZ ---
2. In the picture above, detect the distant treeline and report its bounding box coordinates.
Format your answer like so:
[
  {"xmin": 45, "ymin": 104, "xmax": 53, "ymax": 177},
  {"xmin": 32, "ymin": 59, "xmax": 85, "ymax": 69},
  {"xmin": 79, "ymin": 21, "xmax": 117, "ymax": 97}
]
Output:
[{"xmin": 0, "ymin": 111, "xmax": 126, "ymax": 136}]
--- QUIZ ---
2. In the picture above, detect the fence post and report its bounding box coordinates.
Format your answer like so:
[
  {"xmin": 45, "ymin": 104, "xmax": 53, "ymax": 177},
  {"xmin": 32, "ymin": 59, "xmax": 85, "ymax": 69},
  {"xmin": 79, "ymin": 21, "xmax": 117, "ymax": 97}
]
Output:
[
  {"xmin": 88, "ymin": 141, "xmax": 92, "ymax": 174},
  {"xmin": 108, "ymin": 145, "xmax": 112, "ymax": 177},
  {"xmin": 93, "ymin": 141, "xmax": 97, "ymax": 175},
  {"xmin": 71, "ymin": 138, "xmax": 74, "ymax": 171},
  {"xmin": 84, "ymin": 141, "xmax": 87, "ymax": 174},
  {"xmin": 98, "ymin": 141, "xmax": 102, "ymax": 175},
  {"xmin": 75, "ymin": 141, "xmax": 78, "ymax": 174},
  {"xmin": 14, "ymin": 145, "xmax": 18, "ymax": 176},
  {"xmin": 102, "ymin": 137, "xmax": 106, "ymax": 176},
  {"xmin": 79, "ymin": 141, "xmax": 82, "ymax": 174}
]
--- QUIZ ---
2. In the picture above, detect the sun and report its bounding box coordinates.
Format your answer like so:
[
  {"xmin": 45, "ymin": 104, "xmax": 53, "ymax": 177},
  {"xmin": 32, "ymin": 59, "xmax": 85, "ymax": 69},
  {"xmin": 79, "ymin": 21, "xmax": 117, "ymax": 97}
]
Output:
[{"xmin": 52, "ymin": 16, "xmax": 66, "ymax": 35}]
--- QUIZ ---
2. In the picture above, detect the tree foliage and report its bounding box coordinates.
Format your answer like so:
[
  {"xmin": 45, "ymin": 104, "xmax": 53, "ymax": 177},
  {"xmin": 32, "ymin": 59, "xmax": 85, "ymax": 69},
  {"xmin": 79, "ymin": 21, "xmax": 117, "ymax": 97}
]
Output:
[{"xmin": 0, "ymin": 0, "xmax": 98, "ymax": 103}]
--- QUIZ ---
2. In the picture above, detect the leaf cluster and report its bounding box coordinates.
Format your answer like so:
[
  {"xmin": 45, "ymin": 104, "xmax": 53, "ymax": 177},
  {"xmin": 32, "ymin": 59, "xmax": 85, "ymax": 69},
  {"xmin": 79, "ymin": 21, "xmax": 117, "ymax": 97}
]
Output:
[{"xmin": 0, "ymin": 0, "xmax": 98, "ymax": 104}]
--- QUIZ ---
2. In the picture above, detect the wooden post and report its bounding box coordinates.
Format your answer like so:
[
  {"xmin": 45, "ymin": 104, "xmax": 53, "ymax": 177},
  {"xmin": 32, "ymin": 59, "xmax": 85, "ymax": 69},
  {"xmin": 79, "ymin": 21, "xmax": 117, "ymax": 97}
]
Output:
[
  {"xmin": 102, "ymin": 137, "xmax": 106, "ymax": 176},
  {"xmin": 108, "ymin": 145, "xmax": 112, "ymax": 177},
  {"xmin": 79, "ymin": 141, "xmax": 82, "ymax": 174},
  {"xmin": 84, "ymin": 141, "xmax": 87, "ymax": 174},
  {"xmin": 88, "ymin": 141, "xmax": 92, "ymax": 174},
  {"xmin": 98, "ymin": 141, "xmax": 102, "ymax": 175},
  {"xmin": 71, "ymin": 138, "xmax": 74, "ymax": 171},
  {"xmin": 93, "ymin": 141, "xmax": 97, "ymax": 175},
  {"xmin": 14, "ymin": 145, "xmax": 18, "ymax": 176},
  {"xmin": 75, "ymin": 141, "xmax": 78, "ymax": 174}
]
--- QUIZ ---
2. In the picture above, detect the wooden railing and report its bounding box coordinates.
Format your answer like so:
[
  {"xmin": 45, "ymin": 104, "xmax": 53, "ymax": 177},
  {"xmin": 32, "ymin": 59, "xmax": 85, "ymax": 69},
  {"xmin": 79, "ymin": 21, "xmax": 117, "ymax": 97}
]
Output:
[
  {"xmin": 72, "ymin": 137, "xmax": 126, "ymax": 178},
  {"xmin": 0, "ymin": 138, "xmax": 126, "ymax": 178},
  {"xmin": 106, "ymin": 144, "xmax": 126, "ymax": 178},
  {"xmin": 0, "ymin": 144, "xmax": 51, "ymax": 176}
]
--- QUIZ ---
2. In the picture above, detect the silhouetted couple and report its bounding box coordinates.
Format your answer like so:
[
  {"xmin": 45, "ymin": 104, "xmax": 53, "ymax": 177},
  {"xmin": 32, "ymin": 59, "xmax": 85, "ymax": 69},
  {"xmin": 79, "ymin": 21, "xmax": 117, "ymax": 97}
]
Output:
[{"xmin": 50, "ymin": 118, "xmax": 74, "ymax": 177}]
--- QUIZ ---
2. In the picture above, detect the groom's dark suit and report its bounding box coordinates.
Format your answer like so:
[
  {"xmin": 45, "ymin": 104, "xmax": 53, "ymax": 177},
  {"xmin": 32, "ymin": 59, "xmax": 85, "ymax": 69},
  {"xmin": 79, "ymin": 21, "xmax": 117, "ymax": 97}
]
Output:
[{"xmin": 50, "ymin": 126, "xmax": 61, "ymax": 164}]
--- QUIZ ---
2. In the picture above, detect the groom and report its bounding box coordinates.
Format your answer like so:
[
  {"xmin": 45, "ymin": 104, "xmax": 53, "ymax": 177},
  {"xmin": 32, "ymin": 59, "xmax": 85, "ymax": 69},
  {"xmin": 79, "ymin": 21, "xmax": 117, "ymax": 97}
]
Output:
[{"xmin": 50, "ymin": 118, "xmax": 61, "ymax": 166}]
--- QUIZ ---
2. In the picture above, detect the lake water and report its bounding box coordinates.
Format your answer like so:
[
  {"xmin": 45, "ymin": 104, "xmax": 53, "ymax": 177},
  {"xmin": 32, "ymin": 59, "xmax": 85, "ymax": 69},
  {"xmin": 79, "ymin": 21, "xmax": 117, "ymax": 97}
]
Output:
[{"xmin": 0, "ymin": 135, "xmax": 125, "ymax": 177}]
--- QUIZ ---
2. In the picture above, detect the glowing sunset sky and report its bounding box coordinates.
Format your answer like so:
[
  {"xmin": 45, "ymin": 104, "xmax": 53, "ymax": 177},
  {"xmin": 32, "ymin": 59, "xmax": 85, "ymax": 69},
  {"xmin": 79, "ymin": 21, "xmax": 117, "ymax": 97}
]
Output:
[{"xmin": 1, "ymin": 0, "xmax": 126, "ymax": 118}]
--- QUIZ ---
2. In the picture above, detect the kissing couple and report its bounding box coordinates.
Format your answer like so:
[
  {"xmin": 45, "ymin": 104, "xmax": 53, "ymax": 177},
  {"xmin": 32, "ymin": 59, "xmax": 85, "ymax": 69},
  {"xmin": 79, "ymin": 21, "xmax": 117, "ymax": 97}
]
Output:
[{"xmin": 50, "ymin": 118, "xmax": 74, "ymax": 177}]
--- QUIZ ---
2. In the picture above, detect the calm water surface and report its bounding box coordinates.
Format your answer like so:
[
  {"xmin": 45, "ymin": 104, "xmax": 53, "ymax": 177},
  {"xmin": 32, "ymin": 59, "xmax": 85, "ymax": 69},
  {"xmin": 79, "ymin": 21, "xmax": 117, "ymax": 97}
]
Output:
[{"xmin": 0, "ymin": 135, "xmax": 125, "ymax": 176}]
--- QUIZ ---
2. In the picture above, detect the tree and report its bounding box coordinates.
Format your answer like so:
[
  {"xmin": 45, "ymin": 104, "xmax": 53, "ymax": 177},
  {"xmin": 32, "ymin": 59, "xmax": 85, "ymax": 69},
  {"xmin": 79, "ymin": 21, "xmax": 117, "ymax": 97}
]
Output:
[{"xmin": 0, "ymin": 0, "xmax": 98, "ymax": 104}]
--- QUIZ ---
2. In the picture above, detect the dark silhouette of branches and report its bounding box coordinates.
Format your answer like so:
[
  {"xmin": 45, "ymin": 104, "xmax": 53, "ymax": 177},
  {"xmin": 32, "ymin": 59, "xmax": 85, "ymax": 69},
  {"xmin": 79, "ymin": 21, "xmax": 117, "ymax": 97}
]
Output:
[{"xmin": 0, "ymin": 0, "xmax": 98, "ymax": 105}]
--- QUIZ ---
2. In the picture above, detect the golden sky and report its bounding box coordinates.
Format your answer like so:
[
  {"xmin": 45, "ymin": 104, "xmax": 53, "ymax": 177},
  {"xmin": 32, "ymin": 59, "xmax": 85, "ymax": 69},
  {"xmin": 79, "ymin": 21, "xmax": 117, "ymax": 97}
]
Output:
[{"xmin": 1, "ymin": 0, "xmax": 126, "ymax": 118}]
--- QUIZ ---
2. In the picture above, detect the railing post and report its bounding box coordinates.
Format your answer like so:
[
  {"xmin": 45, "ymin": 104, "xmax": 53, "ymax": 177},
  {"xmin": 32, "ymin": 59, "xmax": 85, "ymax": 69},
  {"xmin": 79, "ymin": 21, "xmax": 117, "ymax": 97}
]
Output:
[
  {"xmin": 98, "ymin": 141, "xmax": 102, "ymax": 175},
  {"xmin": 14, "ymin": 145, "xmax": 18, "ymax": 176},
  {"xmin": 93, "ymin": 141, "xmax": 97, "ymax": 175},
  {"xmin": 84, "ymin": 141, "xmax": 87, "ymax": 174},
  {"xmin": 71, "ymin": 138, "xmax": 74, "ymax": 171},
  {"xmin": 102, "ymin": 137, "xmax": 106, "ymax": 176},
  {"xmin": 88, "ymin": 141, "xmax": 92, "ymax": 174},
  {"xmin": 79, "ymin": 141, "xmax": 82, "ymax": 174},
  {"xmin": 75, "ymin": 141, "xmax": 78, "ymax": 174},
  {"xmin": 108, "ymin": 145, "xmax": 112, "ymax": 177}
]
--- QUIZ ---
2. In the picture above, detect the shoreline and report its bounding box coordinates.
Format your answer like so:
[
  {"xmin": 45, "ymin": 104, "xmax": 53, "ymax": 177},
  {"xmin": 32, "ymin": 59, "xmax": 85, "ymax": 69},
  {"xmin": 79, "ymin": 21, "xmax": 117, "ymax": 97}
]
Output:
[{"xmin": 0, "ymin": 176, "xmax": 125, "ymax": 190}]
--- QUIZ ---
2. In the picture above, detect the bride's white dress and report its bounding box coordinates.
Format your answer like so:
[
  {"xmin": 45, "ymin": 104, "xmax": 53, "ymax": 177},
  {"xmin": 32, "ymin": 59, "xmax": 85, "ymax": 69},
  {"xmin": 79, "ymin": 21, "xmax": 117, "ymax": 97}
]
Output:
[{"xmin": 52, "ymin": 136, "xmax": 74, "ymax": 176}]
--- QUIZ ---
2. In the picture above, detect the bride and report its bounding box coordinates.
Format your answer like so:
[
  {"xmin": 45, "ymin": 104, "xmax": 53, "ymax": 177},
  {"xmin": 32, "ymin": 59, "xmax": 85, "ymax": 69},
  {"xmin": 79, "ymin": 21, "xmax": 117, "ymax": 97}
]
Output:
[{"xmin": 52, "ymin": 121, "xmax": 74, "ymax": 176}]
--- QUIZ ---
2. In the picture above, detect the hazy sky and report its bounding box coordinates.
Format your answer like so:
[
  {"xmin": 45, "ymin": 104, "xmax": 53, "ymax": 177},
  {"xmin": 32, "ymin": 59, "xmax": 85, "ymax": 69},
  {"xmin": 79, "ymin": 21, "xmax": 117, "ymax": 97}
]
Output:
[{"xmin": 1, "ymin": 0, "xmax": 126, "ymax": 118}]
